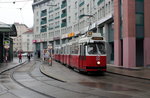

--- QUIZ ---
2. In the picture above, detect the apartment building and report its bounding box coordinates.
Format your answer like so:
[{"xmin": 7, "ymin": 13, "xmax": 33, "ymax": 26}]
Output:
[
  {"xmin": 12, "ymin": 23, "xmax": 29, "ymax": 53},
  {"xmin": 32, "ymin": 0, "xmax": 150, "ymax": 68},
  {"xmin": 22, "ymin": 29, "xmax": 34, "ymax": 53}
]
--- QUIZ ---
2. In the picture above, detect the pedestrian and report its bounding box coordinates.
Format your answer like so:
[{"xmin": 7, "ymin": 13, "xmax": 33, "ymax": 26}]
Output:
[
  {"xmin": 27, "ymin": 53, "xmax": 31, "ymax": 62},
  {"xmin": 18, "ymin": 53, "xmax": 22, "ymax": 63}
]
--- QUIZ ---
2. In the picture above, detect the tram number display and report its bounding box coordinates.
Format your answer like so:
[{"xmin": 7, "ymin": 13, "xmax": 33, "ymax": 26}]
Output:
[{"xmin": 92, "ymin": 37, "xmax": 103, "ymax": 40}]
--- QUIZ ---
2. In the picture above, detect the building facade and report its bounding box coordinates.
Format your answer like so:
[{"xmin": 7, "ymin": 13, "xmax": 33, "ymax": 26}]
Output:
[
  {"xmin": 32, "ymin": 0, "xmax": 150, "ymax": 68},
  {"xmin": 22, "ymin": 29, "xmax": 34, "ymax": 53},
  {"xmin": 12, "ymin": 23, "xmax": 29, "ymax": 53}
]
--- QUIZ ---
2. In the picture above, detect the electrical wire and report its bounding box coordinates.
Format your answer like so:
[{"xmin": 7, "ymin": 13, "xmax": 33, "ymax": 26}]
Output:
[{"xmin": 0, "ymin": 0, "xmax": 32, "ymax": 3}]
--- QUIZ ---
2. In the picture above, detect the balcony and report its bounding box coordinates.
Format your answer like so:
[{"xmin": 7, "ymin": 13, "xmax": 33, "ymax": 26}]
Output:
[
  {"xmin": 55, "ymin": 7, "xmax": 60, "ymax": 11},
  {"xmin": 49, "ymin": 10, "xmax": 53, "ymax": 13},
  {"xmin": 49, "ymin": 19, "xmax": 54, "ymax": 22},
  {"xmin": 41, "ymin": 21, "xmax": 47, "ymax": 25},
  {"xmin": 61, "ymin": 22, "xmax": 67, "ymax": 28},
  {"xmin": 61, "ymin": 2, "xmax": 67, "ymax": 9},
  {"xmin": 79, "ymin": 1, "xmax": 84, "ymax": 7},
  {"xmin": 97, "ymin": 0, "xmax": 104, "ymax": 5},
  {"xmin": 41, "ymin": 12, "xmax": 47, "ymax": 17},
  {"xmin": 61, "ymin": 13, "xmax": 67, "ymax": 18},
  {"xmin": 40, "ymin": 28, "xmax": 47, "ymax": 33},
  {"xmin": 55, "ymin": 25, "xmax": 60, "ymax": 28},
  {"xmin": 49, "ymin": 27, "xmax": 54, "ymax": 30},
  {"xmin": 55, "ymin": 16, "xmax": 60, "ymax": 19}
]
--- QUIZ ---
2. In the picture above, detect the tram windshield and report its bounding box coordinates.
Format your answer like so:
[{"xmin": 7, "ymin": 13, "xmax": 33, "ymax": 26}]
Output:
[{"xmin": 87, "ymin": 42, "xmax": 106, "ymax": 55}]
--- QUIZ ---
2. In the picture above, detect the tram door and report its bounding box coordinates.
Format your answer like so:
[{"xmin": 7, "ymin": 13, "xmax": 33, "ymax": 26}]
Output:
[{"xmin": 79, "ymin": 45, "xmax": 85, "ymax": 68}]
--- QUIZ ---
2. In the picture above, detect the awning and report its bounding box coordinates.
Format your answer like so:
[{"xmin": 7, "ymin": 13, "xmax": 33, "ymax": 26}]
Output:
[{"xmin": 0, "ymin": 21, "xmax": 17, "ymax": 36}]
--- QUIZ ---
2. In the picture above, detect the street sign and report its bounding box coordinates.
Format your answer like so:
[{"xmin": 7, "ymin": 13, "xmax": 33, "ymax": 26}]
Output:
[
  {"xmin": 4, "ymin": 45, "xmax": 10, "ymax": 49},
  {"xmin": 3, "ymin": 40, "xmax": 10, "ymax": 45}
]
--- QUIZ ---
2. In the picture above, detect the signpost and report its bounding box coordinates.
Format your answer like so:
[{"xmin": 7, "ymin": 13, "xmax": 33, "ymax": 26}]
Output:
[{"xmin": 3, "ymin": 40, "xmax": 10, "ymax": 49}]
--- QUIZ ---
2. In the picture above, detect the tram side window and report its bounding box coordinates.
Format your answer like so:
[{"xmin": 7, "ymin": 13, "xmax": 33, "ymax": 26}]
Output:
[
  {"xmin": 74, "ymin": 45, "xmax": 79, "ymax": 54},
  {"xmin": 70, "ymin": 44, "xmax": 79, "ymax": 54},
  {"xmin": 80, "ymin": 45, "xmax": 85, "ymax": 56}
]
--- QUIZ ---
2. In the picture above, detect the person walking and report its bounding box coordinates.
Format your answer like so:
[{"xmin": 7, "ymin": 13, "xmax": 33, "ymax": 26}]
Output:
[
  {"xmin": 18, "ymin": 53, "xmax": 22, "ymax": 63},
  {"xmin": 27, "ymin": 53, "xmax": 31, "ymax": 62}
]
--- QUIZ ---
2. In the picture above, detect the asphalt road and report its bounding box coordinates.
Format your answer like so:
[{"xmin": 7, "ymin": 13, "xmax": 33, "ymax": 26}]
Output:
[{"xmin": 0, "ymin": 60, "xmax": 150, "ymax": 98}]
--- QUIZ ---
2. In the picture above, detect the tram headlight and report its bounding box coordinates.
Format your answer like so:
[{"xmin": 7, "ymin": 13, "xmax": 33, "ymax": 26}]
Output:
[{"xmin": 97, "ymin": 61, "xmax": 101, "ymax": 65}]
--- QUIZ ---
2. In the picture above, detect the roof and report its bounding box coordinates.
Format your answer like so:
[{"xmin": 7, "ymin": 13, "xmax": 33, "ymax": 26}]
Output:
[
  {"xmin": 23, "ymin": 29, "xmax": 33, "ymax": 34},
  {"xmin": 0, "ymin": 21, "xmax": 17, "ymax": 36}
]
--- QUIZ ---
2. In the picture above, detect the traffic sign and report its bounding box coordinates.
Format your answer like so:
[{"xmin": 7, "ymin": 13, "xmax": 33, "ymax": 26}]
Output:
[
  {"xmin": 3, "ymin": 40, "xmax": 10, "ymax": 45},
  {"xmin": 4, "ymin": 45, "xmax": 10, "ymax": 49}
]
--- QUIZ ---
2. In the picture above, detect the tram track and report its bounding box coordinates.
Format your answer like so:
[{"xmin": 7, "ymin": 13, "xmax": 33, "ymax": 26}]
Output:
[
  {"xmin": 29, "ymin": 60, "xmax": 104, "ymax": 98},
  {"xmin": 1, "ymin": 61, "xmax": 55, "ymax": 98},
  {"xmin": 1, "ymin": 60, "xmax": 104, "ymax": 98}
]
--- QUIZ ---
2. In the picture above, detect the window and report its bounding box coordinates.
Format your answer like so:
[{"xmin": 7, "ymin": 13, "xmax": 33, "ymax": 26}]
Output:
[
  {"xmin": 136, "ymin": 14, "xmax": 144, "ymax": 25},
  {"xmin": 87, "ymin": 4, "xmax": 89, "ymax": 13},
  {"xmin": 75, "ymin": 1, "xmax": 77, "ymax": 9}
]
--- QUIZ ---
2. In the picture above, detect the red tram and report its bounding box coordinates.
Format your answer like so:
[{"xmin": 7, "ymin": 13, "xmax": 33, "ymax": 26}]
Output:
[{"xmin": 54, "ymin": 32, "xmax": 106, "ymax": 72}]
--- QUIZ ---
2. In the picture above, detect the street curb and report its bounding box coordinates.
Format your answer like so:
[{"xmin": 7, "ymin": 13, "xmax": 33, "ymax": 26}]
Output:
[
  {"xmin": 0, "ymin": 60, "xmax": 27, "ymax": 74},
  {"xmin": 106, "ymin": 71, "xmax": 150, "ymax": 81},
  {"xmin": 40, "ymin": 64, "xmax": 66, "ymax": 82}
]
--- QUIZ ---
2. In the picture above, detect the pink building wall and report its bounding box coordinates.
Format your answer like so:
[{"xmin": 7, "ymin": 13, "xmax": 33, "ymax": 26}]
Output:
[
  {"xmin": 113, "ymin": 0, "xmax": 149, "ymax": 68},
  {"xmin": 122, "ymin": 0, "xmax": 136, "ymax": 68},
  {"xmin": 114, "ymin": 0, "xmax": 122, "ymax": 66},
  {"xmin": 144, "ymin": 0, "xmax": 150, "ymax": 66}
]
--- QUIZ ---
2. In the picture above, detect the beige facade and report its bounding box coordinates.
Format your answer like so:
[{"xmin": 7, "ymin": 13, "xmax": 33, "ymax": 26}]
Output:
[{"xmin": 12, "ymin": 23, "xmax": 29, "ymax": 53}]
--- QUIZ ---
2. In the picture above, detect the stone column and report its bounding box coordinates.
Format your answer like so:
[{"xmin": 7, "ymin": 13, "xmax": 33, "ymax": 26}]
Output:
[
  {"xmin": 123, "ymin": 0, "xmax": 136, "ymax": 68},
  {"xmin": 144, "ymin": 0, "xmax": 150, "ymax": 67},
  {"xmin": 114, "ymin": 0, "xmax": 122, "ymax": 66}
]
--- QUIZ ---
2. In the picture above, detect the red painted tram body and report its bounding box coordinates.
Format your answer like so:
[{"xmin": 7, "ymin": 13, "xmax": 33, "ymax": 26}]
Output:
[{"xmin": 54, "ymin": 33, "xmax": 106, "ymax": 72}]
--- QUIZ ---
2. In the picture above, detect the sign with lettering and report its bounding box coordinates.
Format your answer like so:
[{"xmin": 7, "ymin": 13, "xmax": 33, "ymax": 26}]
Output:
[{"xmin": 3, "ymin": 40, "xmax": 10, "ymax": 45}]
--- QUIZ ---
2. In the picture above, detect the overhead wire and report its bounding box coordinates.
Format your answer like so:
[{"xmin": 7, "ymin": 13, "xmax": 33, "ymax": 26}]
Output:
[
  {"xmin": 0, "ymin": 0, "xmax": 32, "ymax": 3},
  {"xmin": 0, "ymin": 0, "xmax": 33, "ymax": 25}
]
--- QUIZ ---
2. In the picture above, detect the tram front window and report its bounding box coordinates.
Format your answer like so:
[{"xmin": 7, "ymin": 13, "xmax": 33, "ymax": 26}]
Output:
[
  {"xmin": 87, "ymin": 44, "xmax": 98, "ymax": 54},
  {"xmin": 87, "ymin": 43, "xmax": 106, "ymax": 55},
  {"xmin": 97, "ymin": 43, "xmax": 106, "ymax": 54}
]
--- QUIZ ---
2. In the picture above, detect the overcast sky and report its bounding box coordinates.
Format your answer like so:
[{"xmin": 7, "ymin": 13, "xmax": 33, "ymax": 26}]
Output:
[{"xmin": 0, "ymin": 0, "xmax": 33, "ymax": 28}]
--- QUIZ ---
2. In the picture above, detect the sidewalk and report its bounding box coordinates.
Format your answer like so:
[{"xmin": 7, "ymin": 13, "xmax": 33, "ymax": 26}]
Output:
[
  {"xmin": 0, "ymin": 57, "xmax": 27, "ymax": 73},
  {"xmin": 40, "ymin": 60, "xmax": 150, "ymax": 82},
  {"xmin": 107, "ymin": 65, "xmax": 150, "ymax": 80}
]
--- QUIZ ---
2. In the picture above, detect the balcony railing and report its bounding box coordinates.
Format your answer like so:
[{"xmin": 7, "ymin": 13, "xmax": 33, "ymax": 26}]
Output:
[
  {"xmin": 61, "ymin": 22, "xmax": 67, "ymax": 27},
  {"xmin": 49, "ymin": 10, "xmax": 53, "ymax": 13},
  {"xmin": 55, "ymin": 16, "xmax": 60, "ymax": 19},
  {"xmin": 55, "ymin": 25, "xmax": 60, "ymax": 28},
  {"xmin": 97, "ymin": 0, "xmax": 104, "ymax": 5},
  {"xmin": 55, "ymin": 7, "xmax": 60, "ymax": 11},
  {"xmin": 79, "ymin": 1, "xmax": 84, "ymax": 7},
  {"xmin": 41, "ymin": 28, "xmax": 47, "ymax": 32},
  {"xmin": 49, "ymin": 27, "xmax": 54, "ymax": 30},
  {"xmin": 61, "ymin": 2, "xmax": 67, "ymax": 9},
  {"xmin": 61, "ymin": 13, "xmax": 67, "ymax": 18},
  {"xmin": 41, "ymin": 13, "xmax": 47, "ymax": 17},
  {"xmin": 49, "ymin": 19, "xmax": 54, "ymax": 22},
  {"xmin": 41, "ymin": 21, "xmax": 47, "ymax": 25}
]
